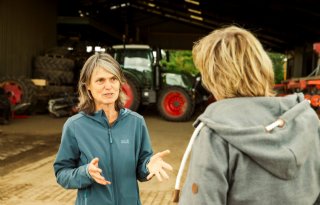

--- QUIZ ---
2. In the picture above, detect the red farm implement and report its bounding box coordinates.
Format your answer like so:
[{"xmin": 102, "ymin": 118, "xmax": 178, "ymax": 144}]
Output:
[
  {"xmin": 274, "ymin": 43, "xmax": 320, "ymax": 109},
  {"xmin": 275, "ymin": 77, "xmax": 320, "ymax": 107}
]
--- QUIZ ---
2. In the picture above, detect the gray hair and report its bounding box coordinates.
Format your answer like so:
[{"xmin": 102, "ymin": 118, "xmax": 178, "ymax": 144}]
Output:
[{"xmin": 77, "ymin": 53, "xmax": 127, "ymax": 114}]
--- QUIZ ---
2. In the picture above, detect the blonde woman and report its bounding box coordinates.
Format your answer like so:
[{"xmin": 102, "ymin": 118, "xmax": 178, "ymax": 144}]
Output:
[
  {"xmin": 178, "ymin": 26, "xmax": 320, "ymax": 204},
  {"xmin": 54, "ymin": 53, "xmax": 172, "ymax": 205}
]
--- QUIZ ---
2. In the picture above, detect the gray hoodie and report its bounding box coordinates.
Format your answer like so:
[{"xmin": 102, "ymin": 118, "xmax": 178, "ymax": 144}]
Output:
[{"xmin": 180, "ymin": 93, "xmax": 320, "ymax": 205}]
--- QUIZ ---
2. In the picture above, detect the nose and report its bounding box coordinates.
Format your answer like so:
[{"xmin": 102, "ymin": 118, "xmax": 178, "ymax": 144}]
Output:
[{"xmin": 103, "ymin": 80, "xmax": 112, "ymax": 89}]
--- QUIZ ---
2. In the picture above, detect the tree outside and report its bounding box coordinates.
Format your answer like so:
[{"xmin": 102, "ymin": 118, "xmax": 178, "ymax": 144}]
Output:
[
  {"xmin": 161, "ymin": 50, "xmax": 198, "ymax": 76},
  {"xmin": 269, "ymin": 52, "xmax": 286, "ymax": 84},
  {"xmin": 162, "ymin": 50, "xmax": 285, "ymax": 83}
]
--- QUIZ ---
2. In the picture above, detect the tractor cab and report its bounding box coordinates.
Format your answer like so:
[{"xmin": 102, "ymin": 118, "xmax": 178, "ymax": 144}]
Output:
[{"xmin": 111, "ymin": 44, "xmax": 203, "ymax": 121}]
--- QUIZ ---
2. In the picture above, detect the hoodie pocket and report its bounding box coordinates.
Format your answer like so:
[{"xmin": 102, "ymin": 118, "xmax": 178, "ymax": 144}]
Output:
[{"xmin": 119, "ymin": 196, "xmax": 138, "ymax": 205}]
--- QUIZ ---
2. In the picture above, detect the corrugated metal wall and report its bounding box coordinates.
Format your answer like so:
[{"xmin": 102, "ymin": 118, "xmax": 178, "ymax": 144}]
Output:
[{"xmin": 0, "ymin": 0, "xmax": 57, "ymax": 77}]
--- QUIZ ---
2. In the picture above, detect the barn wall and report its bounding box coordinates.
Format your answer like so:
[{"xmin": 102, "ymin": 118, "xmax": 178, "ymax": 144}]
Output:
[{"xmin": 0, "ymin": 0, "xmax": 57, "ymax": 77}]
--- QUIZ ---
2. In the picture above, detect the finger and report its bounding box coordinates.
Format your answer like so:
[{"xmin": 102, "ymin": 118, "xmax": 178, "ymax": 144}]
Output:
[
  {"xmin": 147, "ymin": 173, "xmax": 154, "ymax": 180},
  {"xmin": 155, "ymin": 172, "xmax": 163, "ymax": 182},
  {"xmin": 96, "ymin": 178, "xmax": 111, "ymax": 185},
  {"xmin": 158, "ymin": 150, "xmax": 170, "ymax": 158},
  {"xmin": 91, "ymin": 158, "xmax": 99, "ymax": 166},
  {"xmin": 91, "ymin": 167, "xmax": 103, "ymax": 173},
  {"xmin": 88, "ymin": 166, "xmax": 102, "ymax": 175},
  {"xmin": 152, "ymin": 150, "xmax": 170, "ymax": 159},
  {"xmin": 162, "ymin": 161, "xmax": 173, "ymax": 171},
  {"xmin": 92, "ymin": 173, "xmax": 111, "ymax": 185},
  {"xmin": 159, "ymin": 168, "xmax": 169, "ymax": 179},
  {"xmin": 92, "ymin": 173, "xmax": 106, "ymax": 181}
]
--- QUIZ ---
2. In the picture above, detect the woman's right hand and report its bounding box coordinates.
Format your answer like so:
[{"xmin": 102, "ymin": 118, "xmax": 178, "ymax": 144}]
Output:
[{"xmin": 88, "ymin": 158, "xmax": 111, "ymax": 185}]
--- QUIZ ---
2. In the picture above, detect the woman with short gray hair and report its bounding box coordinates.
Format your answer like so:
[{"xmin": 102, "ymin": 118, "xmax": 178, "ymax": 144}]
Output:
[{"xmin": 54, "ymin": 53, "xmax": 173, "ymax": 205}]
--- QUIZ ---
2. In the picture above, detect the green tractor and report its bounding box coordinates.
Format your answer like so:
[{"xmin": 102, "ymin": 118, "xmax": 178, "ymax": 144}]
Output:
[{"xmin": 112, "ymin": 44, "xmax": 208, "ymax": 122}]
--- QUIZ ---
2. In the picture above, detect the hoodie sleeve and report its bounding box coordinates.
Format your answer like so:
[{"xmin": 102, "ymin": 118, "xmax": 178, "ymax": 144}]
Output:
[
  {"xmin": 180, "ymin": 126, "xmax": 229, "ymax": 205},
  {"xmin": 53, "ymin": 119, "xmax": 94, "ymax": 189},
  {"xmin": 136, "ymin": 118, "xmax": 153, "ymax": 182}
]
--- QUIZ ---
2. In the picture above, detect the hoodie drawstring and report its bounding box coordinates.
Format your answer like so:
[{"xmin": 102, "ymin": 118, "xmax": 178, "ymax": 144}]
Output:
[
  {"xmin": 265, "ymin": 119, "xmax": 285, "ymax": 132},
  {"xmin": 172, "ymin": 122, "xmax": 205, "ymax": 203}
]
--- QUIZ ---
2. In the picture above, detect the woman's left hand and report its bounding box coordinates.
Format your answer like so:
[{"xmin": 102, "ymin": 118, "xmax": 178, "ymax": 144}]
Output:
[{"xmin": 147, "ymin": 150, "xmax": 173, "ymax": 182}]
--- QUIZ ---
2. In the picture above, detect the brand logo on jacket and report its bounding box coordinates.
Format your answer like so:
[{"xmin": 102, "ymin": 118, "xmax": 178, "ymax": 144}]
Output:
[{"xmin": 120, "ymin": 139, "xmax": 129, "ymax": 144}]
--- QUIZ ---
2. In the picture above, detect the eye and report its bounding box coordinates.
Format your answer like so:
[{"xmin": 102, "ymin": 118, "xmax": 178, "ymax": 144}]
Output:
[
  {"xmin": 111, "ymin": 76, "xmax": 118, "ymax": 82},
  {"xmin": 96, "ymin": 78, "xmax": 105, "ymax": 84}
]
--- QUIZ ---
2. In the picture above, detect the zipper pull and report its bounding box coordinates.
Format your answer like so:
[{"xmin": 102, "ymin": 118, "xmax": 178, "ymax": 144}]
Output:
[{"xmin": 108, "ymin": 129, "xmax": 113, "ymax": 143}]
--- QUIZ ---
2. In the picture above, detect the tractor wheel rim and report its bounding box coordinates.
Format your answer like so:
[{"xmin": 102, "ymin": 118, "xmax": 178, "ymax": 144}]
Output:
[
  {"xmin": 3, "ymin": 81, "xmax": 23, "ymax": 105},
  {"xmin": 122, "ymin": 83, "xmax": 134, "ymax": 108},
  {"xmin": 163, "ymin": 92, "xmax": 187, "ymax": 116}
]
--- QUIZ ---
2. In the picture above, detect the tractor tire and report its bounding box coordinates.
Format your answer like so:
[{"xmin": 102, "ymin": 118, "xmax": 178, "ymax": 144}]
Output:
[
  {"xmin": 33, "ymin": 69, "xmax": 74, "ymax": 85},
  {"xmin": 46, "ymin": 85, "xmax": 75, "ymax": 97},
  {"xmin": 34, "ymin": 55, "xmax": 74, "ymax": 71},
  {"xmin": 0, "ymin": 76, "xmax": 37, "ymax": 114},
  {"xmin": 157, "ymin": 86, "xmax": 195, "ymax": 122},
  {"xmin": 122, "ymin": 77, "xmax": 140, "ymax": 111}
]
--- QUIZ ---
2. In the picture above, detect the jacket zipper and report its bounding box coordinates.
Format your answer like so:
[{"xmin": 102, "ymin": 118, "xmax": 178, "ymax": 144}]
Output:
[
  {"xmin": 108, "ymin": 127, "xmax": 118, "ymax": 205},
  {"xmin": 106, "ymin": 112, "xmax": 122, "ymax": 204}
]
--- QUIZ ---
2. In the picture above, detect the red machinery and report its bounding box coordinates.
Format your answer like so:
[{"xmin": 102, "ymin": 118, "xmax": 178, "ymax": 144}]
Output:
[{"xmin": 275, "ymin": 43, "xmax": 320, "ymax": 108}]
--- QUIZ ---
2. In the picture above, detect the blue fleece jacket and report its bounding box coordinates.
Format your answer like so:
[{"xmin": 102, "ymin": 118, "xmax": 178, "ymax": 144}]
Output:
[{"xmin": 53, "ymin": 108, "xmax": 153, "ymax": 205}]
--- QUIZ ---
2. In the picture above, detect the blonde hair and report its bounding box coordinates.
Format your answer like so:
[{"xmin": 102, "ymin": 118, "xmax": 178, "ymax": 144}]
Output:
[
  {"xmin": 192, "ymin": 26, "xmax": 275, "ymax": 100},
  {"xmin": 77, "ymin": 53, "xmax": 127, "ymax": 114}
]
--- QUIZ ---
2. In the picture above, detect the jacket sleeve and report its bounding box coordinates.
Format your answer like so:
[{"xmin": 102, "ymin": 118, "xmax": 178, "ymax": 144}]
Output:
[
  {"xmin": 136, "ymin": 118, "xmax": 153, "ymax": 182},
  {"xmin": 179, "ymin": 126, "xmax": 229, "ymax": 205},
  {"xmin": 53, "ymin": 119, "xmax": 94, "ymax": 189}
]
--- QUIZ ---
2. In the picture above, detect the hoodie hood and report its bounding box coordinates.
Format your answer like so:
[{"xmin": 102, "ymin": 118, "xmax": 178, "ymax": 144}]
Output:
[{"xmin": 195, "ymin": 93, "xmax": 319, "ymax": 180}]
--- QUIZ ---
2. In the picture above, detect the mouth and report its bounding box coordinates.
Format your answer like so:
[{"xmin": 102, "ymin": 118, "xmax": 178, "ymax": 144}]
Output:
[{"xmin": 103, "ymin": 93, "xmax": 114, "ymax": 97}]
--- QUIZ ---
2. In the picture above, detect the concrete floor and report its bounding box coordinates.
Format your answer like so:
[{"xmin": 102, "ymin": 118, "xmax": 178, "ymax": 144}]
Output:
[{"xmin": 0, "ymin": 109, "xmax": 198, "ymax": 204}]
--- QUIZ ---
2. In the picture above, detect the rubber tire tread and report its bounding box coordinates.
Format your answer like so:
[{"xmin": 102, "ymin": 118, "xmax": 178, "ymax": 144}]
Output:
[
  {"xmin": 124, "ymin": 76, "xmax": 141, "ymax": 112},
  {"xmin": 0, "ymin": 76, "xmax": 37, "ymax": 114}
]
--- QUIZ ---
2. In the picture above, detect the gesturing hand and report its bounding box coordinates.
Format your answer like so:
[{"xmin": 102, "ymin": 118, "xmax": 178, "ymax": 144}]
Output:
[
  {"xmin": 147, "ymin": 150, "xmax": 173, "ymax": 182},
  {"xmin": 88, "ymin": 158, "xmax": 111, "ymax": 185}
]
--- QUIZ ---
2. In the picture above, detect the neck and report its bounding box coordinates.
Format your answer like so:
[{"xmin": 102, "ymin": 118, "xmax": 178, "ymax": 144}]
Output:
[
  {"xmin": 103, "ymin": 107, "xmax": 118, "ymax": 124},
  {"xmin": 95, "ymin": 103, "xmax": 119, "ymax": 124}
]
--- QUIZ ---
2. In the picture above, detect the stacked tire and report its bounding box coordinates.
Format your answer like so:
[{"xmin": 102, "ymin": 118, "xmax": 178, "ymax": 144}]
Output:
[
  {"xmin": 33, "ymin": 54, "xmax": 74, "ymax": 86},
  {"xmin": 32, "ymin": 48, "xmax": 76, "ymax": 113}
]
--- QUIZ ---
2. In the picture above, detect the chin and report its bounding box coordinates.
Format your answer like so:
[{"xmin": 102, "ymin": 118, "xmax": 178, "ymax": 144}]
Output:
[{"xmin": 104, "ymin": 100, "xmax": 117, "ymax": 105}]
